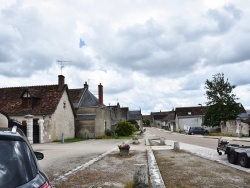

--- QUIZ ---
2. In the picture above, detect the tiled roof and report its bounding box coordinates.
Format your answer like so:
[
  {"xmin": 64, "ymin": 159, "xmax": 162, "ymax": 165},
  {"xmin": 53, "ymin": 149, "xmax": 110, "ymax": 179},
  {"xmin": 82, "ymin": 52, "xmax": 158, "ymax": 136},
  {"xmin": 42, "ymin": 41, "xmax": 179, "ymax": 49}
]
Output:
[
  {"xmin": 142, "ymin": 115, "xmax": 150, "ymax": 120},
  {"xmin": 167, "ymin": 111, "xmax": 176, "ymax": 121},
  {"xmin": 68, "ymin": 88, "xmax": 86, "ymax": 107},
  {"xmin": 176, "ymin": 106, "xmax": 206, "ymax": 117},
  {"xmin": 153, "ymin": 114, "xmax": 168, "ymax": 120},
  {"xmin": 0, "ymin": 85, "xmax": 66, "ymax": 116}
]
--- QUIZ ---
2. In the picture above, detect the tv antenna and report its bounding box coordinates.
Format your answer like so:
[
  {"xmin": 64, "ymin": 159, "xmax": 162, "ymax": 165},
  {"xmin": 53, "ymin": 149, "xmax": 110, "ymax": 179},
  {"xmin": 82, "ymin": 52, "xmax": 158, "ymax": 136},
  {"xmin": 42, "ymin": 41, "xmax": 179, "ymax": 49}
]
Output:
[{"xmin": 57, "ymin": 60, "xmax": 71, "ymax": 75}]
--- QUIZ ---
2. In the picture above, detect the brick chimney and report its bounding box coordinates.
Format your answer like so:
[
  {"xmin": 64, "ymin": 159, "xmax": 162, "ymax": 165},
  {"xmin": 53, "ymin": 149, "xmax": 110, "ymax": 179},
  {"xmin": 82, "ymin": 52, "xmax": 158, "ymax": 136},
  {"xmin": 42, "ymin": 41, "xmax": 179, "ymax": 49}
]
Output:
[
  {"xmin": 98, "ymin": 83, "xmax": 103, "ymax": 106},
  {"xmin": 84, "ymin": 81, "xmax": 88, "ymax": 89},
  {"xmin": 58, "ymin": 75, "xmax": 65, "ymax": 91}
]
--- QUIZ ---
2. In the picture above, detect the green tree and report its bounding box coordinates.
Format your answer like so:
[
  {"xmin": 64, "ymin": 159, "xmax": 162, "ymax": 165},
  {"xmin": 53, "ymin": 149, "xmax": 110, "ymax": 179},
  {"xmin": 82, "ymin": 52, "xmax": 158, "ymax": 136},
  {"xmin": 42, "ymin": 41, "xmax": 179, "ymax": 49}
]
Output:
[
  {"xmin": 115, "ymin": 121, "xmax": 134, "ymax": 136},
  {"xmin": 143, "ymin": 119, "xmax": 150, "ymax": 126},
  {"xmin": 204, "ymin": 73, "xmax": 240, "ymax": 126}
]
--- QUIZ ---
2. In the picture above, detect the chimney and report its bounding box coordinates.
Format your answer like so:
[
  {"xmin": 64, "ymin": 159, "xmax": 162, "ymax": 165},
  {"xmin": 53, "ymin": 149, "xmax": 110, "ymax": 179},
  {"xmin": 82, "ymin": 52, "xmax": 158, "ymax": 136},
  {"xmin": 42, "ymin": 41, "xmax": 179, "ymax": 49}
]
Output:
[
  {"xmin": 58, "ymin": 75, "xmax": 65, "ymax": 91},
  {"xmin": 98, "ymin": 83, "xmax": 103, "ymax": 106},
  {"xmin": 84, "ymin": 81, "xmax": 88, "ymax": 89}
]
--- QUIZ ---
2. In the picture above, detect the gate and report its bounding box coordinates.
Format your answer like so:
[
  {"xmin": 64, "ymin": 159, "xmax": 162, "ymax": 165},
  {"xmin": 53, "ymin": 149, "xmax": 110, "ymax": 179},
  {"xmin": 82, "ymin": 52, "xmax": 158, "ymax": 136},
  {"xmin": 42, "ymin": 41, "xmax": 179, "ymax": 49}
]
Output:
[{"xmin": 33, "ymin": 124, "xmax": 39, "ymax": 143}]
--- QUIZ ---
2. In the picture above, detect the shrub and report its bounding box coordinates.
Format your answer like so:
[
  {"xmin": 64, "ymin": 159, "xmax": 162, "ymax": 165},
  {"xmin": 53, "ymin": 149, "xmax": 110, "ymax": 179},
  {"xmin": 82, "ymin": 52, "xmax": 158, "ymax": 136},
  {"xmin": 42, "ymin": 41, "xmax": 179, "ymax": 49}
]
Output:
[
  {"xmin": 116, "ymin": 121, "xmax": 134, "ymax": 136},
  {"xmin": 105, "ymin": 129, "xmax": 115, "ymax": 136}
]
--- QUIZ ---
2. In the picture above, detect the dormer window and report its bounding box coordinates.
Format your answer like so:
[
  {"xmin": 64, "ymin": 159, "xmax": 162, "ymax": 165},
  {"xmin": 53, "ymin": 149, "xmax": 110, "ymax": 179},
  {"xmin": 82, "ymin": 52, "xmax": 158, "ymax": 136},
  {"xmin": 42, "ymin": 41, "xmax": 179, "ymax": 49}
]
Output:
[
  {"xmin": 188, "ymin": 112, "xmax": 192, "ymax": 115},
  {"xmin": 22, "ymin": 91, "xmax": 32, "ymax": 109}
]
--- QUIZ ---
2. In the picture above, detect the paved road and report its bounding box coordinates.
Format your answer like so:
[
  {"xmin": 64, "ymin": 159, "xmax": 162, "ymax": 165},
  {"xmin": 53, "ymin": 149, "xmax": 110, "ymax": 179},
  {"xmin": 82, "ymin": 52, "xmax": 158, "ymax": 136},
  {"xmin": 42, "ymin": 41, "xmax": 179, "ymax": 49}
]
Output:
[
  {"xmin": 32, "ymin": 139, "xmax": 127, "ymax": 181},
  {"xmin": 147, "ymin": 127, "xmax": 250, "ymax": 149},
  {"xmin": 146, "ymin": 127, "xmax": 250, "ymax": 174},
  {"xmin": 32, "ymin": 127, "xmax": 250, "ymax": 182}
]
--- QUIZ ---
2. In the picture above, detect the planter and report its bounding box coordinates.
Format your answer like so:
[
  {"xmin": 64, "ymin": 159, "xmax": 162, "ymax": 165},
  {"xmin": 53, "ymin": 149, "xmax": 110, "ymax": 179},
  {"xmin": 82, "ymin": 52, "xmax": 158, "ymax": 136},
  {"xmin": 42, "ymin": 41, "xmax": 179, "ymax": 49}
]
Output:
[{"xmin": 119, "ymin": 147, "xmax": 130, "ymax": 156}]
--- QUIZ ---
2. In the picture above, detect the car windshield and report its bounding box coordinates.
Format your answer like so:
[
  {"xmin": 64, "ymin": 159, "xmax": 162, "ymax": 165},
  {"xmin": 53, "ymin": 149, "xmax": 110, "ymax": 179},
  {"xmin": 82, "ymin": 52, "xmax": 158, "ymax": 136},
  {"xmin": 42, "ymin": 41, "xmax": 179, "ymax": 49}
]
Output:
[{"xmin": 0, "ymin": 136, "xmax": 37, "ymax": 188}]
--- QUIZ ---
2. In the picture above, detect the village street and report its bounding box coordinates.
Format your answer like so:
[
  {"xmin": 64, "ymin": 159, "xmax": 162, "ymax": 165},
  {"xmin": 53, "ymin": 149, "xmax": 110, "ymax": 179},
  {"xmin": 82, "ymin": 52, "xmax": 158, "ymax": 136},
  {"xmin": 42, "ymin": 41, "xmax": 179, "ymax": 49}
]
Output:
[
  {"xmin": 32, "ymin": 127, "xmax": 250, "ymax": 185},
  {"xmin": 147, "ymin": 127, "xmax": 250, "ymax": 148}
]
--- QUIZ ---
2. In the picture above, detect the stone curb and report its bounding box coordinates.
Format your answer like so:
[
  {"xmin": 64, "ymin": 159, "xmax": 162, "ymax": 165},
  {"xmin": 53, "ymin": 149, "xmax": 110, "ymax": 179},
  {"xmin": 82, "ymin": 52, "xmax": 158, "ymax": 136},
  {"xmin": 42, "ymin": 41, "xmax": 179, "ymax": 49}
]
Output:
[{"xmin": 147, "ymin": 148, "xmax": 166, "ymax": 188}]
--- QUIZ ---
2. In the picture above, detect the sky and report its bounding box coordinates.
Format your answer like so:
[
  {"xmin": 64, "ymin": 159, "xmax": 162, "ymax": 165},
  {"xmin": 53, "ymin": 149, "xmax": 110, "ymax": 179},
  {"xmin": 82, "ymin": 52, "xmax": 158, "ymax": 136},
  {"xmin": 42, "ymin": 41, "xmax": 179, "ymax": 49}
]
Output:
[{"xmin": 0, "ymin": 0, "xmax": 250, "ymax": 115}]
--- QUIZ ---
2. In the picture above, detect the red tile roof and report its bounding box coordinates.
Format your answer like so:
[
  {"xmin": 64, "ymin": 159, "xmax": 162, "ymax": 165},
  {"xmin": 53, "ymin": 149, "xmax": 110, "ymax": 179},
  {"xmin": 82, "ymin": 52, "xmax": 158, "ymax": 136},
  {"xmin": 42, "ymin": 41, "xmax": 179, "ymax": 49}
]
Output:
[
  {"xmin": 0, "ymin": 85, "xmax": 67, "ymax": 116},
  {"xmin": 68, "ymin": 88, "xmax": 86, "ymax": 106}
]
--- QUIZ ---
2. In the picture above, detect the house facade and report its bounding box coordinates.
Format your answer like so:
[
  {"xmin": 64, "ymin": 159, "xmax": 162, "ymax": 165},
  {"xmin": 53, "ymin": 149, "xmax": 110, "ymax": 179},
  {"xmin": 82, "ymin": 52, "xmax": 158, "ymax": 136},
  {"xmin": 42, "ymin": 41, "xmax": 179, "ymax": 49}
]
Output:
[
  {"xmin": 128, "ymin": 110, "xmax": 143, "ymax": 129},
  {"xmin": 175, "ymin": 106, "xmax": 206, "ymax": 132},
  {"xmin": 107, "ymin": 103, "xmax": 122, "ymax": 129},
  {"xmin": 150, "ymin": 111, "xmax": 169, "ymax": 128},
  {"xmin": 69, "ymin": 82, "xmax": 111, "ymax": 138},
  {"xmin": 120, "ymin": 107, "xmax": 129, "ymax": 121},
  {"xmin": 0, "ymin": 75, "xmax": 75, "ymax": 143}
]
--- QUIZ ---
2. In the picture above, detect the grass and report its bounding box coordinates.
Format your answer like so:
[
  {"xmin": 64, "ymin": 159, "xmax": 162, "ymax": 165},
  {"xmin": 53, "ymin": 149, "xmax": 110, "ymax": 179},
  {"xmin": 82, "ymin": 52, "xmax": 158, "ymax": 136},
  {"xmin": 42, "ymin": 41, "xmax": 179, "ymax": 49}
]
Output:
[{"xmin": 53, "ymin": 137, "xmax": 87, "ymax": 143}]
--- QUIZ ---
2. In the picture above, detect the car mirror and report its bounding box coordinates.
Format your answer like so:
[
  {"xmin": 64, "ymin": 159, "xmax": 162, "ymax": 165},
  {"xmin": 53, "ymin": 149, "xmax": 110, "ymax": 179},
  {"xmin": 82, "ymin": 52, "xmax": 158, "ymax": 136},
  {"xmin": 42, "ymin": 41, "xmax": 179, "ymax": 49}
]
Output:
[{"xmin": 34, "ymin": 151, "xmax": 44, "ymax": 160}]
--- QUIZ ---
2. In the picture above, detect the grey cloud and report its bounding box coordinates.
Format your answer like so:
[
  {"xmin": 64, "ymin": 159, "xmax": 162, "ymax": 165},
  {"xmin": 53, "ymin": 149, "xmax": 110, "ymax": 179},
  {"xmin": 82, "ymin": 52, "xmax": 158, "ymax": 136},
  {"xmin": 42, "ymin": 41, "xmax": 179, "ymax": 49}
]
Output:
[
  {"xmin": 176, "ymin": 4, "xmax": 242, "ymax": 41},
  {"xmin": 224, "ymin": 4, "xmax": 243, "ymax": 20},
  {"xmin": 99, "ymin": 19, "xmax": 204, "ymax": 77}
]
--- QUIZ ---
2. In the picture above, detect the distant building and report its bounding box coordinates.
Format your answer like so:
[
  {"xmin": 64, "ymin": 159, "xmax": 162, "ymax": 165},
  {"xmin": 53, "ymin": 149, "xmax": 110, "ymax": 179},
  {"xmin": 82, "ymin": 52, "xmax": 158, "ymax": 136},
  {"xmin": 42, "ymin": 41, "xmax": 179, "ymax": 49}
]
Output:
[
  {"xmin": 69, "ymin": 82, "xmax": 111, "ymax": 138},
  {"xmin": 128, "ymin": 110, "xmax": 143, "ymax": 129}
]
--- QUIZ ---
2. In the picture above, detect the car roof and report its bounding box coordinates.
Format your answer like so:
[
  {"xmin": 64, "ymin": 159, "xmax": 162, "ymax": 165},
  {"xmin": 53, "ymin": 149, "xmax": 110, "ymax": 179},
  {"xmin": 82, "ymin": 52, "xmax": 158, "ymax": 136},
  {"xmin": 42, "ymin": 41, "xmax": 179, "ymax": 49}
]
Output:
[{"xmin": 0, "ymin": 126, "xmax": 27, "ymax": 141}]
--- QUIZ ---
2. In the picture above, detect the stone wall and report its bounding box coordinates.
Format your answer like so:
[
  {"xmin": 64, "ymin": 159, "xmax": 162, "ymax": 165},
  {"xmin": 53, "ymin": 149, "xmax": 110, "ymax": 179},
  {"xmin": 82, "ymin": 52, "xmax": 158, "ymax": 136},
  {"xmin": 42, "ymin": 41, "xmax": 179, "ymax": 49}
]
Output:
[
  {"xmin": 95, "ymin": 107, "xmax": 111, "ymax": 137},
  {"xmin": 75, "ymin": 107, "xmax": 111, "ymax": 138},
  {"xmin": 176, "ymin": 116, "xmax": 202, "ymax": 131},
  {"xmin": 75, "ymin": 119, "xmax": 95, "ymax": 138},
  {"xmin": 221, "ymin": 120, "xmax": 249, "ymax": 137},
  {"xmin": 43, "ymin": 90, "xmax": 75, "ymax": 142}
]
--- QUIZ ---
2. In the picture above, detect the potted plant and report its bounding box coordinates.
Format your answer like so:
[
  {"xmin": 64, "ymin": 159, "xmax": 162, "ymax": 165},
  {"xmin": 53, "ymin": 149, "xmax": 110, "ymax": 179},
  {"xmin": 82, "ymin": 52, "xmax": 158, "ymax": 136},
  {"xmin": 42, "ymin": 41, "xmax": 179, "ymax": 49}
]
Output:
[{"xmin": 118, "ymin": 143, "xmax": 130, "ymax": 156}]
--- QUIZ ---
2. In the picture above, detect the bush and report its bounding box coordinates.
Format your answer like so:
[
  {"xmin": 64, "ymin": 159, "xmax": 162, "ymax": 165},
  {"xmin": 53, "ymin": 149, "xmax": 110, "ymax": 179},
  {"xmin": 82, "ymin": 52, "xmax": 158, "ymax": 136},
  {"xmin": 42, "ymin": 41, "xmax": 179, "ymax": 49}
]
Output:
[
  {"xmin": 116, "ymin": 121, "xmax": 134, "ymax": 136},
  {"xmin": 105, "ymin": 129, "xmax": 115, "ymax": 136}
]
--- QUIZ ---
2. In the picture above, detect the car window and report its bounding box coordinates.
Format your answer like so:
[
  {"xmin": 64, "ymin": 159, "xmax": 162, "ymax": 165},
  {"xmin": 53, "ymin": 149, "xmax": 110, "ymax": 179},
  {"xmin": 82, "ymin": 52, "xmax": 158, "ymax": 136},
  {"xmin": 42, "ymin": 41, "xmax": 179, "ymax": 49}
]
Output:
[{"xmin": 0, "ymin": 137, "xmax": 37, "ymax": 188}]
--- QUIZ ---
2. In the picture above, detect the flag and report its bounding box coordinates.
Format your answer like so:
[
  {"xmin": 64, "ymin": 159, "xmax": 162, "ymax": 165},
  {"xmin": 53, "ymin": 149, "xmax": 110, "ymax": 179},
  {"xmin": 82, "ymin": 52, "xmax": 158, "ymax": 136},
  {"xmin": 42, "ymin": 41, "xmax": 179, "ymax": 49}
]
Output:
[{"xmin": 79, "ymin": 38, "xmax": 86, "ymax": 48}]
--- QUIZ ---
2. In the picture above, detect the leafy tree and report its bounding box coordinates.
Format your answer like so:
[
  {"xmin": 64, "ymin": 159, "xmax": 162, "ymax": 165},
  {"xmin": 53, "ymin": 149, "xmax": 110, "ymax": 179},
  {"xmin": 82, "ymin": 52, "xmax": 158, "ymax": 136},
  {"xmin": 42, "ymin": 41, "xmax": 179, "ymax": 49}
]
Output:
[
  {"xmin": 143, "ymin": 119, "xmax": 150, "ymax": 126},
  {"xmin": 115, "ymin": 121, "xmax": 134, "ymax": 136},
  {"xmin": 204, "ymin": 73, "xmax": 240, "ymax": 126},
  {"xmin": 127, "ymin": 120, "xmax": 138, "ymax": 125},
  {"xmin": 128, "ymin": 120, "xmax": 140, "ymax": 130}
]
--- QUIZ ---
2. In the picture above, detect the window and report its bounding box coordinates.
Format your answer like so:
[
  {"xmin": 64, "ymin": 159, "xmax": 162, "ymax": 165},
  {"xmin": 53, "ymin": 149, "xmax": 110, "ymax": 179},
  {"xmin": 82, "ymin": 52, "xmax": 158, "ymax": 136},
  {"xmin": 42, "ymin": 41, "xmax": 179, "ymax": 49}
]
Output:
[
  {"xmin": 188, "ymin": 112, "xmax": 192, "ymax": 115},
  {"xmin": 22, "ymin": 98, "xmax": 32, "ymax": 108},
  {"xmin": 22, "ymin": 91, "xmax": 32, "ymax": 109}
]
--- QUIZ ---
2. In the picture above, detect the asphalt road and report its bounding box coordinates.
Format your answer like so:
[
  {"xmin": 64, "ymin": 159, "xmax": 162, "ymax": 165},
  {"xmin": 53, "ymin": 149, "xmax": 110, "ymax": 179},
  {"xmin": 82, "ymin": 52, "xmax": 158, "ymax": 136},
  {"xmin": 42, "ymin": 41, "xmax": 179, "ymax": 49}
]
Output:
[{"xmin": 147, "ymin": 127, "xmax": 250, "ymax": 149}]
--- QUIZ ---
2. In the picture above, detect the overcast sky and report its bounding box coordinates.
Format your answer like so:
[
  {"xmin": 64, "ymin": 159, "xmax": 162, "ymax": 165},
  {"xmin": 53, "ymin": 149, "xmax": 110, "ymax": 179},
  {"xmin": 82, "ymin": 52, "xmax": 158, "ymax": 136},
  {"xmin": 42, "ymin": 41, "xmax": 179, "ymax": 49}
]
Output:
[{"xmin": 1, "ymin": 0, "xmax": 250, "ymax": 114}]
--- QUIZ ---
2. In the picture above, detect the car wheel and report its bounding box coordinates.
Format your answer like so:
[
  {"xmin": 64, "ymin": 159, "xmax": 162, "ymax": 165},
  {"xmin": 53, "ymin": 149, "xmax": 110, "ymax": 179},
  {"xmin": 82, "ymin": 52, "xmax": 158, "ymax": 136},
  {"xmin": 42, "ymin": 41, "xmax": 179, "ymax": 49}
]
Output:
[
  {"xmin": 238, "ymin": 153, "xmax": 250, "ymax": 168},
  {"xmin": 227, "ymin": 150, "xmax": 238, "ymax": 164}
]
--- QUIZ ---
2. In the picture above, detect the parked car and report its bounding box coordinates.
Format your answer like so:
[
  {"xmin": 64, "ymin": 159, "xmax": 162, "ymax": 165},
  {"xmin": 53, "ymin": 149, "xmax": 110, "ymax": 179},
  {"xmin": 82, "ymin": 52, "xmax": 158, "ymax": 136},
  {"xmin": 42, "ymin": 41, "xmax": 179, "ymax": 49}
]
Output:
[
  {"xmin": 187, "ymin": 127, "xmax": 209, "ymax": 135},
  {"xmin": 0, "ymin": 126, "xmax": 51, "ymax": 188}
]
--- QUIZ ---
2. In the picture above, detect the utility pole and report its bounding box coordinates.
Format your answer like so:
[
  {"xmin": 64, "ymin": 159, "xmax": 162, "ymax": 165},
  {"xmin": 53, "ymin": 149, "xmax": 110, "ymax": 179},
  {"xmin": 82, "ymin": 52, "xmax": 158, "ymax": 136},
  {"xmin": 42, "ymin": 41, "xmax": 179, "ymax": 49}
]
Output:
[
  {"xmin": 57, "ymin": 60, "xmax": 71, "ymax": 75},
  {"xmin": 198, "ymin": 104, "xmax": 203, "ymax": 126}
]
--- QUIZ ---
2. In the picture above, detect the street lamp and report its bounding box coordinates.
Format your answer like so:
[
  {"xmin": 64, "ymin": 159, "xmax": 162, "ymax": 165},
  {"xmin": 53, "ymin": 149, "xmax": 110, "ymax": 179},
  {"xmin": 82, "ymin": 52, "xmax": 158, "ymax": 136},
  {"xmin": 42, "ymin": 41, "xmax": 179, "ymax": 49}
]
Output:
[{"xmin": 198, "ymin": 104, "xmax": 203, "ymax": 126}]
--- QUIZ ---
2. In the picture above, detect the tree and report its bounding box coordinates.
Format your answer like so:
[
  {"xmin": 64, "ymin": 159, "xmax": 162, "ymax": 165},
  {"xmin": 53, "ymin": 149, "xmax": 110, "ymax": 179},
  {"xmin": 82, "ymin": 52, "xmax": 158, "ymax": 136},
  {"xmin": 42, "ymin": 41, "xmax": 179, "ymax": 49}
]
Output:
[
  {"xmin": 143, "ymin": 119, "xmax": 150, "ymax": 126},
  {"xmin": 204, "ymin": 73, "xmax": 240, "ymax": 126},
  {"xmin": 115, "ymin": 121, "xmax": 134, "ymax": 136}
]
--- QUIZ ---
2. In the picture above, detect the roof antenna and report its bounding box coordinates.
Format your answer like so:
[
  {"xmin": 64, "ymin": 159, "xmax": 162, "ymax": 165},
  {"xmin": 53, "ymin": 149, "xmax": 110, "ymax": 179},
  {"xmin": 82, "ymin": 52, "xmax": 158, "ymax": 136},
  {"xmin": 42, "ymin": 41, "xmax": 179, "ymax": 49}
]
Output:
[{"xmin": 57, "ymin": 60, "xmax": 71, "ymax": 75}]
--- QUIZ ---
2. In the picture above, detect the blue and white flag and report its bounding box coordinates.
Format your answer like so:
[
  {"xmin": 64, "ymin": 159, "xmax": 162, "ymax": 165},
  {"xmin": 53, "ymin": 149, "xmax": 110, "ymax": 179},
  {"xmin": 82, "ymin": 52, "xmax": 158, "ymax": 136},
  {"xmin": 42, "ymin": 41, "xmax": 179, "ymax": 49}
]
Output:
[{"xmin": 79, "ymin": 38, "xmax": 86, "ymax": 48}]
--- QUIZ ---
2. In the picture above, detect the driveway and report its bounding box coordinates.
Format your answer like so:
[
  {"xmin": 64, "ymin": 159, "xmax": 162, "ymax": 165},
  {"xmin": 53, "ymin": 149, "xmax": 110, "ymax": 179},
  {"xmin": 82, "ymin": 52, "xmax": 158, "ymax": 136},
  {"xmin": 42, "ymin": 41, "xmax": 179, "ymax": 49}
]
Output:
[{"xmin": 32, "ymin": 139, "xmax": 127, "ymax": 180}]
